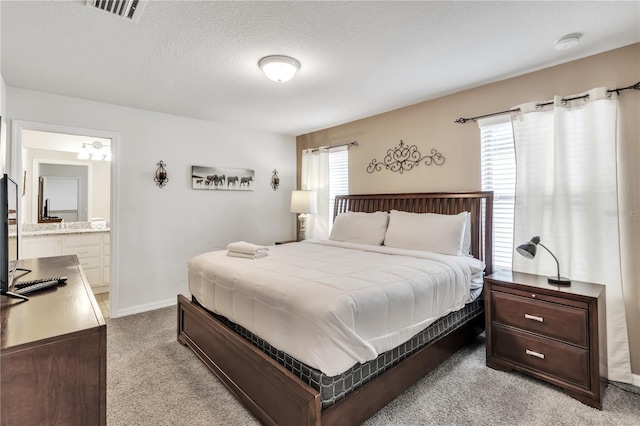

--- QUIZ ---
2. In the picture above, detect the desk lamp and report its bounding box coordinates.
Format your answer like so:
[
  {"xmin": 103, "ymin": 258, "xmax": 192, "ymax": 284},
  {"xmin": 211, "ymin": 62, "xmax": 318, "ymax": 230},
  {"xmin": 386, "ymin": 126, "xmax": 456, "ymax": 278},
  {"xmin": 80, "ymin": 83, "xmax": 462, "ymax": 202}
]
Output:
[{"xmin": 516, "ymin": 236, "xmax": 571, "ymax": 285}]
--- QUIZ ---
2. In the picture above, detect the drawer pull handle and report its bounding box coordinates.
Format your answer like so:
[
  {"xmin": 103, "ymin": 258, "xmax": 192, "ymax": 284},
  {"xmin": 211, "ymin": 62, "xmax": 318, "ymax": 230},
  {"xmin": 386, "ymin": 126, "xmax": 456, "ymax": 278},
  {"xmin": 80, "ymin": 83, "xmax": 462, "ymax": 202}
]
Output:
[
  {"xmin": 524, "ymin": 313, "xmax": 544, "ymax": 323},
  {"xmin": 525, "ymin": 349, "xmax": 545, "ymax": 360}
]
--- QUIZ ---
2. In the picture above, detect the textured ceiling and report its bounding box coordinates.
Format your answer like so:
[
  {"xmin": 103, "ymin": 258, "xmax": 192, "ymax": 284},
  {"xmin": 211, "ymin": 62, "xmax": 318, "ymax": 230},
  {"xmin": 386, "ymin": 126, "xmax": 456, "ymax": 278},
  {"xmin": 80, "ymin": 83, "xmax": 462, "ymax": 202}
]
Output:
[{"xmin": 1, "ymin": 1, "xmax": 638, "ymax": 136}]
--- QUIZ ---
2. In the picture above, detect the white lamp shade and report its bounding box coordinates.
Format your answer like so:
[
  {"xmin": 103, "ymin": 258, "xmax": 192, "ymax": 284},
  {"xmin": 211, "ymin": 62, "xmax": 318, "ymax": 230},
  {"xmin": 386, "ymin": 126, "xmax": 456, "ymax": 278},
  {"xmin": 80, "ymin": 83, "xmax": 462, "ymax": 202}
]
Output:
[
  {"xmin": 290, "ymin": 190, "xmax": 317, "ymax": 214},
  {"xmin": 259, "ymin": 55, "xmax": 300, "ymax": 82}
]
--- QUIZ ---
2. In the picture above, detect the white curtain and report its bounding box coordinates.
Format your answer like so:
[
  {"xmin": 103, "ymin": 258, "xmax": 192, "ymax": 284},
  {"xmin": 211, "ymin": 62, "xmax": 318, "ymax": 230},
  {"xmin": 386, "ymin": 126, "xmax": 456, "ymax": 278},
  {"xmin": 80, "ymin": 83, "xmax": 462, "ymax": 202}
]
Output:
[
  {"xmin": 301, "ymin": 148, "xmax": 330, "ymax": 239},
  {"xmin": 511, "ymin": 87, "xmax": 632, "ymax": 383}
]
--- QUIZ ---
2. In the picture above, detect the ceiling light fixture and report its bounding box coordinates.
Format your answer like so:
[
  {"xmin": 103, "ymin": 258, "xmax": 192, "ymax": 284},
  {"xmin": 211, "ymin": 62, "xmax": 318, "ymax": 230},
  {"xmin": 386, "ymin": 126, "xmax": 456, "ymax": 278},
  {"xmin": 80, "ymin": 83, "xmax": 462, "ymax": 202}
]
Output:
[
  {"xmin": 554, "ymin": 33, "xmax": 582, "ymax": 51},
  {"xmin": 258, "ymin": 55, "xmax": 301, "ymax": 82}
]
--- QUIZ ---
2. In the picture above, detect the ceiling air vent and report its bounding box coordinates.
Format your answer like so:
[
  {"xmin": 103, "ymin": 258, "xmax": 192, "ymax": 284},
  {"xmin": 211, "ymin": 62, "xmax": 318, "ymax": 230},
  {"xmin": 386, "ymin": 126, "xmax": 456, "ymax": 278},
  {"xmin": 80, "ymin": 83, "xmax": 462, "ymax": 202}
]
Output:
[{"xmin": 86, "ymin": 0, "xmax": 148, "ymax": 23}]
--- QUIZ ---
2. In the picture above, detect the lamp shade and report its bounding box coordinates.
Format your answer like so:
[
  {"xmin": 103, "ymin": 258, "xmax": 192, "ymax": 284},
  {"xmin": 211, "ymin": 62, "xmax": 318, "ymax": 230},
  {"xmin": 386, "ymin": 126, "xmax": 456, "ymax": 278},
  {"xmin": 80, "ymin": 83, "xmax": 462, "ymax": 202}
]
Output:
[
  {"xmin": 290, "ymin": 190, "xmax": 316, "ymax": 214},
  {"xmin": 259, "ymin": 55, "xmax": 300, "ymax": 82},
  {"xmin": 516, "ymin": 236, "xmax": 540, "ymax": 259}
]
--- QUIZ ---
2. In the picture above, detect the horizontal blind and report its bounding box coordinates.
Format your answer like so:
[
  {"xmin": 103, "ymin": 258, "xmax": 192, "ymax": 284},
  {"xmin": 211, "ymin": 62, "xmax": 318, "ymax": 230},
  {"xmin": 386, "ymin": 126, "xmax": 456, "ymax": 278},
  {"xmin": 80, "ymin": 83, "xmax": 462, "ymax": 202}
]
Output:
[
  {"xmin": 328, "ymin": 149, "xmax": 349, "ymax": 230},
  {"xmin": 480, "ymin": 119, "xmax": 516, "ymax": 271}
]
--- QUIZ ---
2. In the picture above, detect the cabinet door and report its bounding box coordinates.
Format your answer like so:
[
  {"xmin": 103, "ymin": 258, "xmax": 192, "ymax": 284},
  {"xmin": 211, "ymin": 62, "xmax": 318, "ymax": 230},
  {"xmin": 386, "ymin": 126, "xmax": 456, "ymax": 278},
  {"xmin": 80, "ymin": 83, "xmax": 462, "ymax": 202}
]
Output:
[
  {"xmin": 22, "ymin": 237, "xmax": 63, "ymax": 259},
  {"xmin": 63, "ymin": 234, "xmax": 102, "ymax": 286}
]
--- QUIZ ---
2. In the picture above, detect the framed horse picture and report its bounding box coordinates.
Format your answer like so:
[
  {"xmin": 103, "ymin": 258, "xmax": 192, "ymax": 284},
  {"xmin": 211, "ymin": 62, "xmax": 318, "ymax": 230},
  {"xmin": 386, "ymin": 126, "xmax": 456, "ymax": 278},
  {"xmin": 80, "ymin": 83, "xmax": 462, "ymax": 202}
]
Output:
[{"xmin": 191, "ymin": 166, "xmax": 255, "ymax": 191}]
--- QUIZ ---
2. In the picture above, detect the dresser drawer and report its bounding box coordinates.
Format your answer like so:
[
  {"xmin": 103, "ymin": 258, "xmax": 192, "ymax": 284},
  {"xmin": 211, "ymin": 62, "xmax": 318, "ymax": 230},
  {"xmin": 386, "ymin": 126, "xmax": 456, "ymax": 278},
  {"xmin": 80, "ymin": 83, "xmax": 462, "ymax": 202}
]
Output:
[
  {"xmin": 492, "ymin": 291, "xmax": 588, "ymax": 347},
  {"xmin": 64, "ymin": 233, "xmax": 102, "ymax": 247},
  {"xmin": 493, "ymin": 324, "xmax": 590, "ymax": 389},
  {"xmin": 63, "ymin": 245, "xmax": 101, "ymax": 259},
  {"xmin": 76, "ymin": 256, "xmax": 101, "ymax": 271}
]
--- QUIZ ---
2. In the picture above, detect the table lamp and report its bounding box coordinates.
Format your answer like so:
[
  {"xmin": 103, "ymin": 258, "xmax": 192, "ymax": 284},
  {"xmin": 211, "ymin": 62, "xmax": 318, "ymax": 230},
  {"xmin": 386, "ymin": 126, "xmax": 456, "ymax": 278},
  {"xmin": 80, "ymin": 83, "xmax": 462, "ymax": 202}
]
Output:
[
  {"xmin": 290, "ymin": 190, "xmax": 317, "ymax": 241},
  {"xmin": 516, "ymin": 236, "xmax": 571, "ymax": 285}
]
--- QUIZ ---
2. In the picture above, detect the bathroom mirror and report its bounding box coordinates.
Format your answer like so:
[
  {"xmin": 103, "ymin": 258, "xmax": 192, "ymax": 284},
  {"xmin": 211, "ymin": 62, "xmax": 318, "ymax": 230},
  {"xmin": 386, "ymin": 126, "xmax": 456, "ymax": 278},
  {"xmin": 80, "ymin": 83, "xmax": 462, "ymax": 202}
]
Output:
[
  {"xmin": 38, "ymin": 175, "xmax": 84, "ymax": 223},
  {"xmin": 36, "ymin": 163, "xmax": 88, "ymax": 223}
]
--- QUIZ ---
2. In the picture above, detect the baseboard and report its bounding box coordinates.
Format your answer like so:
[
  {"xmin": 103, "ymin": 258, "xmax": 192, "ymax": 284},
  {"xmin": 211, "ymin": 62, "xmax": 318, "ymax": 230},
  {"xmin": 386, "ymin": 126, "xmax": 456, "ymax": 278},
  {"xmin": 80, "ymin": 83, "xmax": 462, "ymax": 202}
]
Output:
[
  {"xmin": 111, "ymin": 298, "xmax": 176, "ymax": 318},
  {"xmin": 633, "ymin": 373, "xmax": 640, "ymax": 388}
]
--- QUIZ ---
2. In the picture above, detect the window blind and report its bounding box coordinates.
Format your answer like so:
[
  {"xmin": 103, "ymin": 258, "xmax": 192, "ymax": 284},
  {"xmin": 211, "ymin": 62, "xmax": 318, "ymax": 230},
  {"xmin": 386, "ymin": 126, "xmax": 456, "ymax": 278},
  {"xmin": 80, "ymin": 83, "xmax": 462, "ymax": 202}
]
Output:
[
  {"xmin": 479, "ymin": 119, "xmax": 516, "ymax": 271},
  {"xmin": 328, "ymin": 149, "xmax": 349, "ymax": 230}
]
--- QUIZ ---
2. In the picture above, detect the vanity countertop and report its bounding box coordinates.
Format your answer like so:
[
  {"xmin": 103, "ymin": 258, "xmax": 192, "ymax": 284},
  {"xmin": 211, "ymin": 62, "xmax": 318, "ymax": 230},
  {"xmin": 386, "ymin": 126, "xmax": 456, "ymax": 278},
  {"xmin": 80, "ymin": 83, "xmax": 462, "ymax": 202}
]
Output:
[
  {"xmin": 20, "ymin": 222, "xmax": 110, "ymax": 238},
  {"xmin": 22, "ymin": 228, "xmax": 110, "ymax": 237}
]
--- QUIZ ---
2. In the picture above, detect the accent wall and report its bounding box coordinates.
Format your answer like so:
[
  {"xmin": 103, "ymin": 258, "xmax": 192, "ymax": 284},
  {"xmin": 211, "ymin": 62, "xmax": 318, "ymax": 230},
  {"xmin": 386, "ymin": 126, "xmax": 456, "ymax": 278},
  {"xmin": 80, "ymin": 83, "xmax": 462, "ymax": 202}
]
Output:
[{"xmin": 297, "ymin": 43, "xmax": 640, "ymax": 376}]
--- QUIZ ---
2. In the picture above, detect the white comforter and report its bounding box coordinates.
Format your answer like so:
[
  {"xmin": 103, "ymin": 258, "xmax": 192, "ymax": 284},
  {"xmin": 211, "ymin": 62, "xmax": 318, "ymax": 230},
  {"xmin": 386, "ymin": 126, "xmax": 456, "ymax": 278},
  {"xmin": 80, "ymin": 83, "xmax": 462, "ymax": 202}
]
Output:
[{"xmin": 188, "ymin": 240, "xmax": 485, "ymax": 376}]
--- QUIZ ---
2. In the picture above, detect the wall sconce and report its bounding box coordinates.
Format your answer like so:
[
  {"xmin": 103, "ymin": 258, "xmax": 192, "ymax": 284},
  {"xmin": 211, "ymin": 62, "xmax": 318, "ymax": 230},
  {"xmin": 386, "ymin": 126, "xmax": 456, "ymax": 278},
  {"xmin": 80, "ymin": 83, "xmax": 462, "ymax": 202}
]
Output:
[
  {"xmin": 271, "ymin": 169, "xmax": 280, "ymax": 191},
  {"xmin": 154, "ymin": 160, "xmax": 168, "ymax": 188}
]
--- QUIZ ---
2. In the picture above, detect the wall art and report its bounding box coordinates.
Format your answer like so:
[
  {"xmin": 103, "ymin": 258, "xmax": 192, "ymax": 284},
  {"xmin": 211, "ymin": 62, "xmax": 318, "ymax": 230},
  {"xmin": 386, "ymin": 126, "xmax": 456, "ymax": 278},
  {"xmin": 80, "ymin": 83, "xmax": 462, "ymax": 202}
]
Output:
[
  {"xmin": 192, "ymin": 166, "xmax": 255, "ymax": 191},
  {"xmin": 367, "ymin": 140, "xmax": 445, "ymax": 174}
]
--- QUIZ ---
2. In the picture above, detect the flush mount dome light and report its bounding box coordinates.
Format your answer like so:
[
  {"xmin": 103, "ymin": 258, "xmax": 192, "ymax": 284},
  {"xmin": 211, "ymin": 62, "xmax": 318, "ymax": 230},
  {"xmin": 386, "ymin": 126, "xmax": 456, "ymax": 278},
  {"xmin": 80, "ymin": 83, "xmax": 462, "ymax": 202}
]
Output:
[
  {"xmin": 555, "ymin": 33, "xmax": 582, "ymax": 51},
  {"xmin": 259, "ymin": 55, "xmax": 301, "ymax": 82}
]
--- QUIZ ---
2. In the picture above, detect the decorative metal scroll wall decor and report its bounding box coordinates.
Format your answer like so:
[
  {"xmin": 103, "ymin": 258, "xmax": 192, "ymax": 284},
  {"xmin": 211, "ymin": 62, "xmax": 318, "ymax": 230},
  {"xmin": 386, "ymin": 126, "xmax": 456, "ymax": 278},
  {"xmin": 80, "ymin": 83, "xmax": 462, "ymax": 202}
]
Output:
[{"xmin": 367, "ymin": 140, "xmax": 445, "ymax": 174}]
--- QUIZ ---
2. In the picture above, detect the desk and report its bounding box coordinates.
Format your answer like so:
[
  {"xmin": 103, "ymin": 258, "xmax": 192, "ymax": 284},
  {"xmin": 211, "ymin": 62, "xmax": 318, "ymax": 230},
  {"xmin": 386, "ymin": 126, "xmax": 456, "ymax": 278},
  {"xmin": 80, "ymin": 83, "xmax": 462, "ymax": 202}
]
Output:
[{"xmin": 1, "ymin": 255, "xmax": 106, "ymax": 425}]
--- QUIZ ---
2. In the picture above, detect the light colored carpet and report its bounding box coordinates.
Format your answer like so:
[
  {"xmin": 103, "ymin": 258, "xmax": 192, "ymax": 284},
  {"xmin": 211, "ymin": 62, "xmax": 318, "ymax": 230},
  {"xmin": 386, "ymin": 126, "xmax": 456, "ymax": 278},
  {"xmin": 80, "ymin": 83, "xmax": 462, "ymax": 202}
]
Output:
[{"xmin": 107, "ymin": 306, "xmax": 640, "ymax": 425}]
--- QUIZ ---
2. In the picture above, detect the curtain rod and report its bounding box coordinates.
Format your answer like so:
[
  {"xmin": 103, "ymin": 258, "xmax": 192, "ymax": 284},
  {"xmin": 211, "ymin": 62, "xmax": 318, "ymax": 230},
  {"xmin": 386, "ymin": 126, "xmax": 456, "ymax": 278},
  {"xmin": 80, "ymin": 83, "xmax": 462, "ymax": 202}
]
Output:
[
  {"xmin": 454, "ymin": 81, "xmax": 640, "ymax": 124},
  {"xmin": 307, "ymin": 140, "xmax": 359, "ymax": 153}
]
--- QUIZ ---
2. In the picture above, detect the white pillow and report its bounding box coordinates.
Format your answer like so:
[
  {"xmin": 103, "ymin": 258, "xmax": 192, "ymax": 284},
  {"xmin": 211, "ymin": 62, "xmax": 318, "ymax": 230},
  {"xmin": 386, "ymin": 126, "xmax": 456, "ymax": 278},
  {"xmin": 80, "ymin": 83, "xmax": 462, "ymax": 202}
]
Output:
[
  {"xmin": 462, "ymin": 212, "xmax": 471, "ymax": 255},
  {"xmin": 329, "ymin": 211, "xmax": 389, "ymax": 245},
  {"xmin": 383, "ymin": 210, "xmax": 469, "ymax": 256}
]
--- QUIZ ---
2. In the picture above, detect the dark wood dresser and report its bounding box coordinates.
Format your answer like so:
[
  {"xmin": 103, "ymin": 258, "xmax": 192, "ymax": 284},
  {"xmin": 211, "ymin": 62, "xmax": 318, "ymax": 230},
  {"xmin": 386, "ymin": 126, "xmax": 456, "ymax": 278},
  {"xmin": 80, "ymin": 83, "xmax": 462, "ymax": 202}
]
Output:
[
  {"xmin": 1, "ymin": 255, "xmax": 106, "ymax": 425},
  {"xmin": 484, "ymin": 270, "xmax": 606, "ymax": 409}
]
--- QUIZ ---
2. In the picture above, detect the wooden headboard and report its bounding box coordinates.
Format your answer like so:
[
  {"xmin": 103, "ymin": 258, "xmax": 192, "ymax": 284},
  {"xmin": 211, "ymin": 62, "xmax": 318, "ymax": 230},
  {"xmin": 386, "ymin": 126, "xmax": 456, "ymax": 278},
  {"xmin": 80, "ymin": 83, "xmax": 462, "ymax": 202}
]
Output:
[{"xmin": 334, "ymin": 192, "xmax": 493, "ymax": 275}]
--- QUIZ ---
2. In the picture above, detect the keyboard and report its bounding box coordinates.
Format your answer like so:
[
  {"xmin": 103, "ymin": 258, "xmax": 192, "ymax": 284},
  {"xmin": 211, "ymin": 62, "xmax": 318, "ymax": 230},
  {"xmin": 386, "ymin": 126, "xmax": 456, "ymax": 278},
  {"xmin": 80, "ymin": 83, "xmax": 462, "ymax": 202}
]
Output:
[
  {"xmin": 14, "ymin": 280, "xmax": 61, "ymax": 295},
  {"xmin": 14, "ymin": 276, "xmax": 67, "ymax": 289}
]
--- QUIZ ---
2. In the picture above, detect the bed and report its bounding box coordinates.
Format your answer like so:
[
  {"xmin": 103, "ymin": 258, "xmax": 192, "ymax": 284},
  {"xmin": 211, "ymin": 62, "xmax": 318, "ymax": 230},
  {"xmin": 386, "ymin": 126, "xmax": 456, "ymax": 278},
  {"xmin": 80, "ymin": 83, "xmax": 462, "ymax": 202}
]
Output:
[{"xmin": 178, "ymin": 191, "xmax": 493, "ymax": 425}]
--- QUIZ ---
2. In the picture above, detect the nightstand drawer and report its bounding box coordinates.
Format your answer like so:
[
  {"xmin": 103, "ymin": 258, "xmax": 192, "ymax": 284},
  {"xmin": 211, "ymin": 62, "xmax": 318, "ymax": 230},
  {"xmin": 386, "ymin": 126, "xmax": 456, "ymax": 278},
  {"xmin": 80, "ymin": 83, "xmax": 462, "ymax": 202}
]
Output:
[
  {"xmin": 492, "ymin": 291, "xmax": 588, "ymax": 347},
  {"xmin": 493, "ymin": 324, "xmax": 590, "ymax": 389}
]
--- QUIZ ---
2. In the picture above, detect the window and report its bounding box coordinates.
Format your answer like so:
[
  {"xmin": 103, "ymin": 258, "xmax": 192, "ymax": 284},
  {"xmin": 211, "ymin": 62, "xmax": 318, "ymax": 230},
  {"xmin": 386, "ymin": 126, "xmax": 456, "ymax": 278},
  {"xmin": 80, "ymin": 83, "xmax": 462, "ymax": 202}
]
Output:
[
  {"xmin": 328, "ymin": 149, "xmax": 349, "ymax": 230},
  {"xmin": 479, "ymin": 119, "xmax": 516, "ymax": 271}
]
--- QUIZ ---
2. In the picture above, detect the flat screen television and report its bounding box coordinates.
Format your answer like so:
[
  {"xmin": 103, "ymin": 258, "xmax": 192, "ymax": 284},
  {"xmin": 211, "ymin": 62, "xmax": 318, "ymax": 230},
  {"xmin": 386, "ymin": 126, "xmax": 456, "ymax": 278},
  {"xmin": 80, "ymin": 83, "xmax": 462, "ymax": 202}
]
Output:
[{"xmin": 1, "ymin": 173, "xmax": 29, "ymax": 301}]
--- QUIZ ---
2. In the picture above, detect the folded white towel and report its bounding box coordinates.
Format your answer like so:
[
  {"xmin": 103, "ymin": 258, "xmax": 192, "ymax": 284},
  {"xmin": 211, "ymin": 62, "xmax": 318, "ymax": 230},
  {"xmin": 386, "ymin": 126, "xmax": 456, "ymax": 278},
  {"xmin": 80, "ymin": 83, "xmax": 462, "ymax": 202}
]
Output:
[
  {"xmin": 226, "ymin": 241, "xmax": 269, "ymax": 255},
  {"xmin": 226, "ymin": 251, "xmax": 268, "ymax": 259}
]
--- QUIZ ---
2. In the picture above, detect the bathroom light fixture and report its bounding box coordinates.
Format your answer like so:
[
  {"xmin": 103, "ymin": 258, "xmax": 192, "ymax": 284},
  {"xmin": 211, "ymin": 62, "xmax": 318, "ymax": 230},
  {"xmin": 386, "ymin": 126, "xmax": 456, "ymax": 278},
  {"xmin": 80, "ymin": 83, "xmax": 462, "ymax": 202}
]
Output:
[
  {"xmin": 259, "ymin": 55, "xmax": 300, "ymax": 82},
  {"xmin": 77, "ymin": 143, "xmax": 91, "ymax": 160},
  {"xmin": 77, "ymin": 141, "xmax": 111, "ymax": 161},
  {"xmin": 516, "ymin": 236, "xmax": 571, "ymax": 285},
  {"xmin": 555, "ymin": 33, "xmax": 582, "ymax": 51}
]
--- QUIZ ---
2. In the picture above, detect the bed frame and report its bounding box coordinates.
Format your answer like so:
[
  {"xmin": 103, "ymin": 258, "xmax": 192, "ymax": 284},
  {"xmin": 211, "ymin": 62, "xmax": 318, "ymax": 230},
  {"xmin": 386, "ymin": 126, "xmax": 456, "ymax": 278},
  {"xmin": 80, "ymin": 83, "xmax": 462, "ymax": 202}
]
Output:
[{"xmin": 178, "ymin": 191, "xmax": 493, "ymax": 425}]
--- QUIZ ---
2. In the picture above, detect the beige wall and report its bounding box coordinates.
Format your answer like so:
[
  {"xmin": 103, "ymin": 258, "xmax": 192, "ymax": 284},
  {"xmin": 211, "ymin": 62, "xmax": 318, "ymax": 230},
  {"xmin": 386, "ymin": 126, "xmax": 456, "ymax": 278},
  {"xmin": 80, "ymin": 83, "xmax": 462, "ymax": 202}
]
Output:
[{"xmin": 297, "ymin": 43, "xmax": 640, "ymax": 375}]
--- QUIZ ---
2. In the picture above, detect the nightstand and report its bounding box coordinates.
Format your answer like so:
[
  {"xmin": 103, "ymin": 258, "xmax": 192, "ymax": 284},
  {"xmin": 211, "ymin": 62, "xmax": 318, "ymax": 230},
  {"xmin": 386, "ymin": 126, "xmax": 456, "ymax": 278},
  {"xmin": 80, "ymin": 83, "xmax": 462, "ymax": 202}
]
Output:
[
  {"xmin": 484, "ymin": 270, "xmax": 607, "ymax": 409},
  {"xmin": 275, "ymin": 240, "xmax": 297, "ymax": 245}
]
